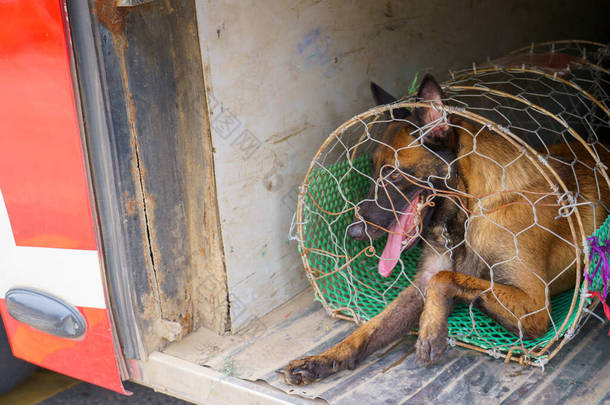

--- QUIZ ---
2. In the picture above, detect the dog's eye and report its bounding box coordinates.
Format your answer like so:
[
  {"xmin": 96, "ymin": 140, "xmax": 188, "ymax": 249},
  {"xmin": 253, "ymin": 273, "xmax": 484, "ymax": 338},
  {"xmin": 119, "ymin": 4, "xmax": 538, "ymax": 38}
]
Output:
[{"xmin": 390, "ymin": 172, "xmax": 401, "ymax": 181}]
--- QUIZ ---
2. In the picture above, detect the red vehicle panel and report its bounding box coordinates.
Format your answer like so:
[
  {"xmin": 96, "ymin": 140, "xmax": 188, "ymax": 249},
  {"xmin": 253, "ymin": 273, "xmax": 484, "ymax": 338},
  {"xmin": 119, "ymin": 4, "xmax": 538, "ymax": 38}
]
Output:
[{"xmin": 0, "ymin": 0, "xmax": 125, "ymax": 394}]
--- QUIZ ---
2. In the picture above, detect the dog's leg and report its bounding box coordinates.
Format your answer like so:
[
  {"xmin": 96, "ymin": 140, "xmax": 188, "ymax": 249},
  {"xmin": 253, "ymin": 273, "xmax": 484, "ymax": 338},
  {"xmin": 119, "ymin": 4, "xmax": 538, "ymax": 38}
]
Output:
[
  {"xmin": 280, "ymin": 284, "xmax": 424, "ymax": 385},
  {"xmin": 281, "ymin": 244, "xmax": 452, "ymax": 385},
  {"xmin": 415, "ymin": 271, "xmax": 549, "ymax": 363}
]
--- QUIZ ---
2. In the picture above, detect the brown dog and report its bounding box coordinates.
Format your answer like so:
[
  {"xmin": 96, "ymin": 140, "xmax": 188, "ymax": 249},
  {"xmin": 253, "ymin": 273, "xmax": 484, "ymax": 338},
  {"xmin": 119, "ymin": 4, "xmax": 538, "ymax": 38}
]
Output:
[{"xmin": 281, "ymin": 75, "xmax": 610, "ymax": 385}]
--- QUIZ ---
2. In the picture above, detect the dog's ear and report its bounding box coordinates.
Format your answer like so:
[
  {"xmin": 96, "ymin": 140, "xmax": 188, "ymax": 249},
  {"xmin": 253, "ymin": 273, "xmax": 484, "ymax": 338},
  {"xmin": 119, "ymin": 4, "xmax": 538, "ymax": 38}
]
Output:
[
  {"xmin": 370, "ymin": 82, "xmax": 410, "ymax": 119},
  {"xmin": 414, "ymin": 74, "xmax": 454, "ymax": 148}
]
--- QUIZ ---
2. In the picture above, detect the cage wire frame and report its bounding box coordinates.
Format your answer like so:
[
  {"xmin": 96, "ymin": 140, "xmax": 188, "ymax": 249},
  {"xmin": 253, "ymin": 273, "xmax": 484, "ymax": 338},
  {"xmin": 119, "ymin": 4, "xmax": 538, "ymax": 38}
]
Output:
[
  {"xmin": 509, "ymin": 40, "xmax": 610, "ymax": 70},
  {"xmin": 294, "ymin": 40, "xmax": 610, "ymax": 366}
]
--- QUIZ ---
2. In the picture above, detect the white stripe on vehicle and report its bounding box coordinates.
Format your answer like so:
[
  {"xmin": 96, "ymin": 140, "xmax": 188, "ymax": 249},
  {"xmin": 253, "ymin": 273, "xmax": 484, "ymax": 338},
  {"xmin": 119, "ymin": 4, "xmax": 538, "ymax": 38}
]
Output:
[{"xmin": 0, "ymin": 189, "xmax": 106, "ymax": 309}]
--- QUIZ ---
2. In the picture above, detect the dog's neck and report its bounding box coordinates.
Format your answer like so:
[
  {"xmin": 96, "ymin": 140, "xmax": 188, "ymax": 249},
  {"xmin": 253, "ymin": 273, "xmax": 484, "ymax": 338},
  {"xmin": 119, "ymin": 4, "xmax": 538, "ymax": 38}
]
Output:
[{"xmin": 453, "ymin": 120, "xmax": 551, "ymax": 210}]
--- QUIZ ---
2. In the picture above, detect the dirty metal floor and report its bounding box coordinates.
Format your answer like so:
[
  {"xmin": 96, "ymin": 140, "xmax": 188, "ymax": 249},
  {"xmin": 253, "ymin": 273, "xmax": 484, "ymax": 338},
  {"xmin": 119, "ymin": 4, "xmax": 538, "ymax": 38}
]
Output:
[{"xmin": 164, "ymin": 289, "xmax": 610, "ymax": 404}]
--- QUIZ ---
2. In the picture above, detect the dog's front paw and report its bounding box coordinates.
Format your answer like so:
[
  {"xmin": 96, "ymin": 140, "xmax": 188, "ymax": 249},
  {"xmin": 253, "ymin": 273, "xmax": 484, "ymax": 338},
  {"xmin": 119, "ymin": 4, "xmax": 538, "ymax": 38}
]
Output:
[
  {"xmin": 278, "ymin": 355, "xmax": 340, "ymax": 385},
  {"xmin": 415, "ymin": 322, "xmax": 448, "ymax": 364}
]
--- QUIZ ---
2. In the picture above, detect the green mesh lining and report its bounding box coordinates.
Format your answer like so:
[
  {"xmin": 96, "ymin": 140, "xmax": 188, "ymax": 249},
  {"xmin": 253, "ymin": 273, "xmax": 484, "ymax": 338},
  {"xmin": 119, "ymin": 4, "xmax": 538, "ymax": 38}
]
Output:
[{"xmin": 300, "ymin": 155, "xmax": 609, "ymax": 357}]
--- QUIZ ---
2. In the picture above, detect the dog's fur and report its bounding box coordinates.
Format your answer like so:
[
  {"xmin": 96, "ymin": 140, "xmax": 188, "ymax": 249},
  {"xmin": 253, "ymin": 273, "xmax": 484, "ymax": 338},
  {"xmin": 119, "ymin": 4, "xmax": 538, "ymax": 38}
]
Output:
[{"xmin": 281, "ymin": 75, "xmax": 610, "ymax": 385}]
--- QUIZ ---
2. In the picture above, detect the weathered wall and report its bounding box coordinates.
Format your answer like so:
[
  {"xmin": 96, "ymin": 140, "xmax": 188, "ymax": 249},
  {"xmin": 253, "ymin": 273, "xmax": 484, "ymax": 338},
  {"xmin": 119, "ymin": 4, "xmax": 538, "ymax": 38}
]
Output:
[
  {"xmin": 195, "ymin": 0, "xmax": 610, "ymax": 330},
  {"xmin": 80, "ymin": 0, "xmax": 229, "ymax": 356}
]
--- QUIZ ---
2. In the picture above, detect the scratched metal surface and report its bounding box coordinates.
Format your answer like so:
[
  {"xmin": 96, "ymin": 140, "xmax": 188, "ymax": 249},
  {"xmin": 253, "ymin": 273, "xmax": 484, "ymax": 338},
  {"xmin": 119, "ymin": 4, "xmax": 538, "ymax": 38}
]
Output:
[{"xmin": 164, "ymin": 289, "xmax": 610, "ymax": 404}]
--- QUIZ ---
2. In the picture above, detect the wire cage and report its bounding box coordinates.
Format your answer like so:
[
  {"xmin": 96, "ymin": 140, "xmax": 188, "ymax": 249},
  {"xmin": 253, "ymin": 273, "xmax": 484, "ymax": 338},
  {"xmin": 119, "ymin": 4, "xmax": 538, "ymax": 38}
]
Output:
[{"xmin": 293, "ymin": 40, "xmax": 610, "ymax": 366}]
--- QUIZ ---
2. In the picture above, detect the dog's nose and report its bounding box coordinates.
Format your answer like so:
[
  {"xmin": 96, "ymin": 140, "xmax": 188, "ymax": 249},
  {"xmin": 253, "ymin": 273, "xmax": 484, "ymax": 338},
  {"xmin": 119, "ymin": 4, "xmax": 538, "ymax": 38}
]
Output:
[{"xmin": 347, "ymin": 222, "xmax": 365, "ymax": 240}]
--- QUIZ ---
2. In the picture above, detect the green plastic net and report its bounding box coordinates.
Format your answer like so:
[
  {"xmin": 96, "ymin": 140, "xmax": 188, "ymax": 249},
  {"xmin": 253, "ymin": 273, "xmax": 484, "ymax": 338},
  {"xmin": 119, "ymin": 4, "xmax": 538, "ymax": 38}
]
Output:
[
  {"xmin": 296, "ymin": 41, "xmax": 610, "ymax": 364},
  {"xmin": 300, "ymin": 155, "xmax": 608, "ymax": 359}
]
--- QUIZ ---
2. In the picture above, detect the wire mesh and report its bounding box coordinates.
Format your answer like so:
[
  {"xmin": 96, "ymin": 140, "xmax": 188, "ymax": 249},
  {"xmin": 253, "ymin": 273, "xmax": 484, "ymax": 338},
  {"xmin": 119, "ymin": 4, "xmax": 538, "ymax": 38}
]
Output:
[{"xmin": 293, "ymin": 41, "xmax": 610, "ymax": 365}]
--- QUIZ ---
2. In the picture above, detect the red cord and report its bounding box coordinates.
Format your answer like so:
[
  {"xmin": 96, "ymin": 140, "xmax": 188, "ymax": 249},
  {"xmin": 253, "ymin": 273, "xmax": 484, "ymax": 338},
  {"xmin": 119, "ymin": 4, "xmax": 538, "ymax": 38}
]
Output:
[{"xmin": 588, "ymin": 291, "xmax": 610, "ymax": 336}]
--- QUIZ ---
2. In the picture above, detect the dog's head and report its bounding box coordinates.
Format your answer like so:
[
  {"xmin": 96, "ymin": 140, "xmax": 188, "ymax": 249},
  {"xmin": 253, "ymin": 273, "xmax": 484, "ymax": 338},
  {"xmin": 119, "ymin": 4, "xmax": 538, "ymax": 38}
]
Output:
[{"xmin": 347, "ymin": 75, "xmax": 458, "ymax": 277}]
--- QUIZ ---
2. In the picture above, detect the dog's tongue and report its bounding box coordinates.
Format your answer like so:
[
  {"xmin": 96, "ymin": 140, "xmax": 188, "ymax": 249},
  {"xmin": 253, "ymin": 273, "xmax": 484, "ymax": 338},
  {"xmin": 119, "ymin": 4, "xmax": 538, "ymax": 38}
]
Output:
[{"xmin": 378, "ymin": 205, "xmax": 417, "ymax": 278}]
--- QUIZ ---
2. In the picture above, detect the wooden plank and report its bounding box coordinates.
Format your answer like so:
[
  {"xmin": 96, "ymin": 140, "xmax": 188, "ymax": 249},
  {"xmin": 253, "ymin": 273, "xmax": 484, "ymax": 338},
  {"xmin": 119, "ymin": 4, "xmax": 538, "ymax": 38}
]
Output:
[
  {"xmin": 138, "ymin": 352, "xmax": 316, "ymax": 405},
  {"xmin": 564, "ymin": 360, "xmax": 610, "ymax": 405},
  {"xmin": 88, "ymin": 0, "xmax": 165, "ymax": 354},
  {"xmin": 317, "ymin": 338, "xmax": 420, "ymax": 400},
  {"xmin": 398, "ymin": 354, "xmax": 483, "ymax": 404},
  {"xmin": 521, "ymin": 324, "xmax": 610, "ymax": 404},
  {"xmin": 410, "ymin": 321, "xmax": 606, "ymax": 405},
  {"xmin": 164, "ymin": 290, "xmax": 354, "ymax": 392},
  {"xmin": 596, "ymin": 390, "xmax": 610, "ymax": 405},
  {"xmin": 328, "ymin": 345, "xmax": 474, "ymax": 404},
  {"xmin": 412, "ymin": 357, "xmax": 537, "ymax": 405},
  {"xmin": 164, "ymin": 290, "xmax": 610, "ymax": 404},
  {"xmin": 218, "ymin": 299, "xmax": 355, "ymax": 381},
  {"xmin": 89, "ymin": 0, "xmax": 230, "ymax": 351},
  {"xmin": 119, "ymin": 0, "xmax": 229, "ymax": 335},
  {"xmin": 499, "ymin": 321, "xmax": 604, "ymax": 405}
]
